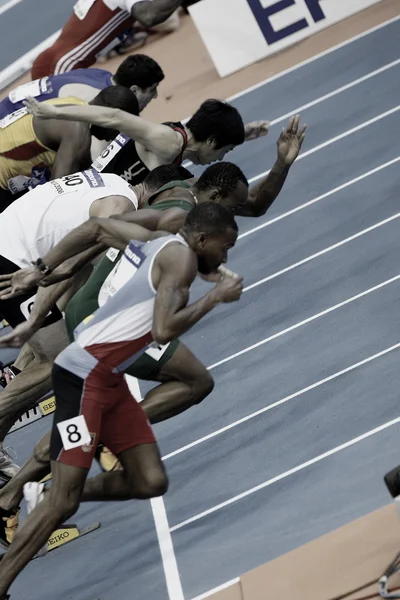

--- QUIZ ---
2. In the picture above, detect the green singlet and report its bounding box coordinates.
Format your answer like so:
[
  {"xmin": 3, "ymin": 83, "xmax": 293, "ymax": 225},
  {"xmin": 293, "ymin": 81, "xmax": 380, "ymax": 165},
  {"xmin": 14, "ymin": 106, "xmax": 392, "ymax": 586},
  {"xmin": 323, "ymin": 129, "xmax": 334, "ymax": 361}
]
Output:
[{"xmin": 64, "ymin": 181, "xmax": 195, "ymax": 379}]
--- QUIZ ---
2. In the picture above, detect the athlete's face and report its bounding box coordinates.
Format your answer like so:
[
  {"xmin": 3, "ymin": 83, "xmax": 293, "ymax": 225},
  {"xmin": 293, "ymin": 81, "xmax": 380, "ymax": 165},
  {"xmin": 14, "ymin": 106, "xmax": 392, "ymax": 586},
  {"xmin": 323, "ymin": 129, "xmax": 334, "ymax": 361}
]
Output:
[
  {"xmin": 201, "ymin": 180, "xmax": 248, "ymax": 214},
  {"xmin": 133, "ymin": 84, "xmax": 159, "ymax": 112},
  {"xmin": 195, "ymin": 227, "xmax": 238, "ymax": 274},
  {"xmin": 193, "ymin": 140, "xmax": 236, "ymax": 166}
]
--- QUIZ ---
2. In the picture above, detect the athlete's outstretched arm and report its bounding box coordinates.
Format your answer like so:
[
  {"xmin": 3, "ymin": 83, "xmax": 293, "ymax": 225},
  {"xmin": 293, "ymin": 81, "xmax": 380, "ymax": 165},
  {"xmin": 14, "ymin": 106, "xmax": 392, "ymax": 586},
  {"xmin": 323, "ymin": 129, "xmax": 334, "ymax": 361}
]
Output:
[
  {"xmin": 112, "ymin": 207, "xmax": 187, "ymax": 234},
  {"xmin": 132, "ymin": 0, "xmax": 182, "ymax": 28},
  {"xmin": 152, "ymin": 245, "xmax": 243, "ymax": 344},
  {"xmin": 24, "ymin": 97, "xmax": 181, "ymax": 161},
  {"xmin": 237, "ymin": 115, "xmax": 306, "ymax": 217}
]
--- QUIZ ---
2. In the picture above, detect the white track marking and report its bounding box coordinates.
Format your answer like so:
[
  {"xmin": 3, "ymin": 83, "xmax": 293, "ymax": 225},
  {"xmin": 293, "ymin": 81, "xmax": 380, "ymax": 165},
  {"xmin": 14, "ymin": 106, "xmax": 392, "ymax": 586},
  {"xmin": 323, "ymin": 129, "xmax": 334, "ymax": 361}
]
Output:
[
  {"xmin": 0, "ymin": 0, "xmax": 26, "ymax": 17},
  {"xmin": 227, "ymin": 16, "xmax": 400, "ymax": 102},
  {"xmin": 248, "ymin": 104, "xmax": 400, "ymax": 184},
  {"xmin": 190, "ymin": 578, "xmax": 240, "ymax": 600},
  {"xmin": 151, "ymin": 497, "xmax": 185, "ymax": 600},
  {"xmin": 240, "ymin": 212, "xmax": 400, "ymax": 295},
  {"xmin": 131, "ymin": 379, "xmax": 184, "ymax": 600},
  {"xmin": 163, "ymin": 281, "xmax": 400, "ymax": 462},
  {"xmin": 239, "ymin": 156, "xmax": 400, "ymax": 240},
  {"xmin": 170, "ymin": 412, "xmax": 400, "ymax": 532}
]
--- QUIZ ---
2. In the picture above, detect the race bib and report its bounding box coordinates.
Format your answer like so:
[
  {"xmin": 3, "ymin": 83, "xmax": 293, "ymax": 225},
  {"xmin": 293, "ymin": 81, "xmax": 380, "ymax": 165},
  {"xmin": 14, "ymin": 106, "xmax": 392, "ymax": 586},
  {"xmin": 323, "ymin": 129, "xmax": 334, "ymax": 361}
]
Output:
[
  {"xmin": 51, "ymin": 169, "xmax": 106, "ymax": 195},
  {"xmin": 106, "ymin": 247, "xmax": 120, "ymax": 262},
  {"xmin": 57, "ymin": 415, "xmax": 91, "ymax": 451},
  {"xmin": 73, "ymin": 0, "xmax": 97, "ymax": 20},
  {"xmin": 92, "ymin": 134, "xmax": 130, "ymax": 172},
  {"xmin": 0, "ymin": 107, "xmax": 28, "ymax": 128},
  {"xmin": 9, "ymin": 78, "xmax": 51, "ymax": 104},
  {"xmin": 145, "ymin": 343, "xmax": 170, "ymax": 360},
  {"xmin": 99, "ymin": 242, "xmax": 146, "ymax": 306}
]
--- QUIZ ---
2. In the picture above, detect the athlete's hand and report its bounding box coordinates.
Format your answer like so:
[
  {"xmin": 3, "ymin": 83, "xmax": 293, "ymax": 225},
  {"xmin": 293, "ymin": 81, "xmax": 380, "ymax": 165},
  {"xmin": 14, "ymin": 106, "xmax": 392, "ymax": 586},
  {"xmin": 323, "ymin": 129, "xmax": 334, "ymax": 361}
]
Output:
[
  {"xmin": 0, "ymin": 267, "xmax": 42, "ymax": 300},
  {"xmin": 244, "ymin": 120, "xmax": 270, "ymax": 141},
  {"xmin": 200, "ymin": 265, "xmax": 238, "ymax": 283},
  {"xmin": 214, "ymin": 273, "xmax": 243, "ymax": 303},
  {"xmin": 23, "ymin": 96, "xmax": 57, "ymax": 119},
  {"xmin": 0, "ymin": 321, "xmax": 36, "ymax": 348},
  {"xmin": 277, "ymin": 115, "xmax": 307, "ymax": 166}
]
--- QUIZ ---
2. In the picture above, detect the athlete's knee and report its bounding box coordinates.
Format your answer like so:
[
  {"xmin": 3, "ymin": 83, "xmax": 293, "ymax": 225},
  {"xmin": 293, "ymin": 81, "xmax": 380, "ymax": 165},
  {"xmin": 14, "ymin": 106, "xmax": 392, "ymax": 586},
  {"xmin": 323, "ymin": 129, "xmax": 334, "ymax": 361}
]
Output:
[
  {"xmin": 191, "ymin": 369, "xmax": 214, "ymax": 405},
  {"xmin": 139, "ymin": 467, "xmax": 169, "ymax": 498},
  {"xmin": 34, "ymin": 435, "xmax": 51, "ymax": 465},
  {"xmin": 31, "ymin": 48, "xmax": 54, "ymax": 79},
  {"xmin": 47, "ymin": 489, "xmax": 80, "ymax": 521}
]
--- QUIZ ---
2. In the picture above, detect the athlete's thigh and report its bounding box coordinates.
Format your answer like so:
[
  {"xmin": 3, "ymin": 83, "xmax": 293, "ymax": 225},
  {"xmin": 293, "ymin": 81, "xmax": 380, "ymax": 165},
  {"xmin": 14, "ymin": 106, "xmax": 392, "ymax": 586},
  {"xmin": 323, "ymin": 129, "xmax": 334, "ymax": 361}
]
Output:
[
  {"xmin": 154, "ymin": 341, "xmax": 209, "ymax": 384},
  {"xmin": 29, "ymin": 319, "xmax": 70, "ymax": 363},
  {"xmin": 100, "ymin": 376, "xmax": 155, "ymax": 456},
  {"xmin": 50, "ymin": 364, "xmax": 103, "ymax": 469}
]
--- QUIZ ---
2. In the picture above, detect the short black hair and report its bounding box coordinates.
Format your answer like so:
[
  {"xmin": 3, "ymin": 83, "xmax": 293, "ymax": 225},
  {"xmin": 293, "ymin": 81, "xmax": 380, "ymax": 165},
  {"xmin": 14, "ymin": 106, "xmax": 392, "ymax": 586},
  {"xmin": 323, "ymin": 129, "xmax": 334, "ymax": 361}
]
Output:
[
  {"xmin": 184, "ymin": 202, "xmax": 238, "ymax": 236},
  {"xmin": 144, "ymin": 164, "xmax": 194, "ymax": 189},
  {"xmin": 187, "ymin": 99, "xmax": 245, "ymax": 149},
  {"xmin": 195, "ymin": 162, "xmax": 248, "ymax": 196},
  {"xmin": 115, "ymin": 54, "xmax": 164, "ymax": 89},
  {"xmin": 91, "ymin": 85, "xmax": 139, "ymax": 115}
]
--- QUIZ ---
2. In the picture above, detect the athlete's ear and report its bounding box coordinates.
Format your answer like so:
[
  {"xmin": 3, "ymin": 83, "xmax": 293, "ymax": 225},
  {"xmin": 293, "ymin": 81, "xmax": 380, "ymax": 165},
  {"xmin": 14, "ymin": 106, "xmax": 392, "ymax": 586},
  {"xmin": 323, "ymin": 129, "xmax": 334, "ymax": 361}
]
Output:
[
  {"xmin": 209, "ymin": 189, "xmax": 219, "ymax": 202},
  {"xmin": 130, "ymin": 84, "xmax": 140, "ymax": 94},
  {"xmin": 196, "ymin": 232, "xmax": 208, "ymax": 248},
  {"xmin": 206, "ymin": 136, "xmax": 216, "ymax": 147}
]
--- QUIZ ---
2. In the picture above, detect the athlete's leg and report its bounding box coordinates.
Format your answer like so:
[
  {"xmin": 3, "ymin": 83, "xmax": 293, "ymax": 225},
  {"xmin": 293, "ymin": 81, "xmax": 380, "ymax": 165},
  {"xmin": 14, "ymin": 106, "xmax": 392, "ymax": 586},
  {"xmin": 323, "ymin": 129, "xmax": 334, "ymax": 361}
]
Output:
[
  {"xmin": 82, "ymin": 443, "xmax": 167, "ymax": 501},
  {"xmin": 0, "ymin": 461, "xmax": 87, "ymax": 597},
  {"xmin": 141, "ymin": 341, "xmax": 214, "ymax": 423}
]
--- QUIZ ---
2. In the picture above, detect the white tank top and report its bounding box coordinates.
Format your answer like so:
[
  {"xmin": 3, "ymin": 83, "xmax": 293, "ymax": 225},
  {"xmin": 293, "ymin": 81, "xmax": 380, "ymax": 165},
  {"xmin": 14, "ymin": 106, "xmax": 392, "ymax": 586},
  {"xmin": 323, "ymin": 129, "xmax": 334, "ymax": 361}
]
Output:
[{"xmin": 0, "ymin": 170, "xmax": 138, "ymax": 268}]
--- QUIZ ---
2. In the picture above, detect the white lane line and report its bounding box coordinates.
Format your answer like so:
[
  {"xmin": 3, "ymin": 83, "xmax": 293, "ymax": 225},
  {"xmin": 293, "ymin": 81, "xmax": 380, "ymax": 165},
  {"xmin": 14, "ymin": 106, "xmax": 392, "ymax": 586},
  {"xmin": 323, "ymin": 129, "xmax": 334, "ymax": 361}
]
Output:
[
  {"xmin": 227, "ymin": 16, "xmax": 400, "ymax": 102},
  {"xmin": 0, "ymin": 0, "xmax": 25, "ymax": 17},
  {"xmin": 240, "ymin": 212, "xmax": 400, "ymax": 295},
  {"xmin": 248, "ymin": 104, "xmax": 400, "ymax": 184},
  {"xmin": 151, "ymin": 497, "xmax": 185, "ymax": 600},
  {"xmin": 130, "ymin": 378, "xmax": 184, "ymax": 600},
  {"xmin": 239, "ymin": 156, "xmax": 400, "ymax": 240},
  {"xmin": 190, "ymin": 578, "xmax": 240, "ymax": 600},
  {"xmin": 163, "ymin": 279, "xmax": 400, "ymax": 462},
  {"xmin": 170, "ymin": 411, "xmax": 400, "ymax": 532}
]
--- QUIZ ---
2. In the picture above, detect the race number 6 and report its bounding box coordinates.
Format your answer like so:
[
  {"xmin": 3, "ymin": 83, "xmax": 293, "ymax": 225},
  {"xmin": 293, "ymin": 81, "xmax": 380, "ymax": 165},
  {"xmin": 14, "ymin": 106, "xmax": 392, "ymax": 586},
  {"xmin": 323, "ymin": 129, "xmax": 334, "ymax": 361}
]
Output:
[{"xmin": 57, "ymin": 415, "xmax": 91, "ymax": 451}]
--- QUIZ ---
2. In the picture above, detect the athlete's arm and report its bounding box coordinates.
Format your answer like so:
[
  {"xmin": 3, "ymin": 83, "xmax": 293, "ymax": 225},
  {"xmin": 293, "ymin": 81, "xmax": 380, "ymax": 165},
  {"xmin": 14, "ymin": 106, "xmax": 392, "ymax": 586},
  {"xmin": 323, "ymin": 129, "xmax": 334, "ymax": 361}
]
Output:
[
  {"xmin": 131, "ymin": 0, "xmax": 182, "ymax": 28},
  {"xmin": 111, "ymin": 207, "xmax": 187, "ymax": 234},
  {"xmin": 24, "ymin": 96, "xmax": 181, "ymax": 161},
  {"xmin": 237, "ymin": 115, "xmax": 306, "ymax": 217},
  {"xmin": 50, "ymin": 122, "xmax": 92, "ymax": 179},
  {"xmin": 152, "ymin": 245, "xmax": 243, "ymax": 344}
]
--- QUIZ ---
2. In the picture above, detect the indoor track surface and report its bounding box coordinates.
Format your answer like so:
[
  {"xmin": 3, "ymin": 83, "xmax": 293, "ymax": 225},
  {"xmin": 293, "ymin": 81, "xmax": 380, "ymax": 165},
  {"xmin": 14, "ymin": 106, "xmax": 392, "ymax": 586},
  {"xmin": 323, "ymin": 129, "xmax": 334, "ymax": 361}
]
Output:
[{"xmin": 4, "ymin": 15, "xmax": 400, "ymax": 600}]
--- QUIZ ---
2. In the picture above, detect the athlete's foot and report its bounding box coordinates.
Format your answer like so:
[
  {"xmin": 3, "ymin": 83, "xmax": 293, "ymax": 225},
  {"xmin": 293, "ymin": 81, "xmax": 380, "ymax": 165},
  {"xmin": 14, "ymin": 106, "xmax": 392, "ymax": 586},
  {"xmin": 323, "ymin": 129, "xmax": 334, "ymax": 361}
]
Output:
[
  {"xmin": 95, "ymin": 445, "xmax": 122, "ymax": 472},
  {"xmin": 0, "ymin": 446, "xmax": 20, "ymax": 481},
  {"xmin": 0, "ymin": 507, "xmax": 19, "ymax": 549}
]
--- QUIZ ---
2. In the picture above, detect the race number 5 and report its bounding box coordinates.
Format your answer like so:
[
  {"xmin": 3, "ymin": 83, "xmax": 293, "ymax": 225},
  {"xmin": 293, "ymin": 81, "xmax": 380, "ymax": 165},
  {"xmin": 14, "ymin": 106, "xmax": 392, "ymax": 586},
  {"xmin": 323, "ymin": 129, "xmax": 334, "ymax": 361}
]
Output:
[{"xmin": 57, "ymin": 415, "xmax": 91, "ymax": 451}]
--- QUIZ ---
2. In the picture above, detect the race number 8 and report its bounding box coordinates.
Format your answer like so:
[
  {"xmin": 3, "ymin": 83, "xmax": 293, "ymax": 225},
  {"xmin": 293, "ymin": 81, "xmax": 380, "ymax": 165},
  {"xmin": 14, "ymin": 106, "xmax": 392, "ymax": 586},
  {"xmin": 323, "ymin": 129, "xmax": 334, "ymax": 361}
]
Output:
[{"xmin": 57, "ymin": 415, "xmax": 91, "ymax": 451}]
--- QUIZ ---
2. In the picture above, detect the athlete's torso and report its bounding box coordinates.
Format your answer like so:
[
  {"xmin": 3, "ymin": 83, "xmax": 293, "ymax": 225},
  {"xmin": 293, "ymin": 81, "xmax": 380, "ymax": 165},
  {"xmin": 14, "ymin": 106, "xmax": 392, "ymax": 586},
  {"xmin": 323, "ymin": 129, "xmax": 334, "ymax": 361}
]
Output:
[
  {"xmin": 58, "ymin": 234, "xmax": 187, "ymax": 376},
  {"xmin": 0, "ymin": 96, "xmax": 87, "ymax": 189},
  {"xmin": 64, "ymin": 180, "xmax": 194, "ymax": 335},
  {"xmin": 0, "ymin": 169, "xmax": 137, "ymax": 267},
  {"xmin": 91, "ymin": 121, "xmax": 188, "ymax": 185},
  {"xmin": 0, "ymin": 70, "xmax": 113, "ymax": 119}
]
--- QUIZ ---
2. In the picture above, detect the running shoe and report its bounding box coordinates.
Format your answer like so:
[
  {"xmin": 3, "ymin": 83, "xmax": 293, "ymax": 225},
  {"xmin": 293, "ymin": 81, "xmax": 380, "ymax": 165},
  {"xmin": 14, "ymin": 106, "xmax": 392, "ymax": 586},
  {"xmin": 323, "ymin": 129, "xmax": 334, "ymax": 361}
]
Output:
[
  {"xmin": 0, "ymin": 507, "xmax": 19, "ymax": 548},
  {"xmin": 0, "ymin": 445, "xmax": 20, "ymax": 481},
  {"xmin": 23, "ymin": 482, "xmax": 45, "ymax": 515},
  {"xmin": 95, "ymin": 445, "xmax": 121, "ymax": 472}
]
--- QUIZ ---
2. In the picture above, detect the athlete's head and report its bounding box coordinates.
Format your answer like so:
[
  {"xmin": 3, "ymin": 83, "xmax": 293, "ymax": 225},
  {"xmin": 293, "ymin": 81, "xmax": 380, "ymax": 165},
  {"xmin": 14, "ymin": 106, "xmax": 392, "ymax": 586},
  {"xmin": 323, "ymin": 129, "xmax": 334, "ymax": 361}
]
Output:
[
  {"xmin": 143, "ymin": 164, "xmax": 194, "ymax": 192},
  {"xmin": 193, "ymin": 162, "xmax": 248, "ymax": 213},
  {"xmin": 183, "ymin": 203, "xmax": 238, "ymax": 274},
  {"xmin": 90, "ymin": 86, "xmax": 139, "ymax": 140},
  {"xmin": 186, "ymin": 100, "xmax": 245, "ymax": 166},
  {"xmin": 114, "ymin": 55, "xmax": 164, "ymax": 112}
]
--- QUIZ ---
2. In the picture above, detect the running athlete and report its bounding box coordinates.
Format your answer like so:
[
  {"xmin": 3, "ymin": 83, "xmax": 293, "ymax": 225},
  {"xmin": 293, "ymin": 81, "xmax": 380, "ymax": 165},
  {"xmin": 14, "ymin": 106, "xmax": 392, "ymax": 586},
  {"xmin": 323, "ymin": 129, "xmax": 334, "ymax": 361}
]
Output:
[
  {"xmin": 0, "ymin": 204, "xmax": 242, "ymax": 598},
  {"xmin": 0, "ymin": 54, "xmax": 164, "ymax": 120},
  {"xmin": 0, "ymin": 115, "xmax": 305, "ymax": 510},
  {"xmin": 31, "ymin": 0, "xmax": 182, "ymax": 78},
  {"xmin": 0, "ymin": 168, "xmax": 142, "ymax": 481},
  {"xmin": 0, "ymin": 86, "xmax": 138, "ymax": 211},
  {"xmin": 24, "ymin": 95, "xmax": 269, "ymax": 185}
]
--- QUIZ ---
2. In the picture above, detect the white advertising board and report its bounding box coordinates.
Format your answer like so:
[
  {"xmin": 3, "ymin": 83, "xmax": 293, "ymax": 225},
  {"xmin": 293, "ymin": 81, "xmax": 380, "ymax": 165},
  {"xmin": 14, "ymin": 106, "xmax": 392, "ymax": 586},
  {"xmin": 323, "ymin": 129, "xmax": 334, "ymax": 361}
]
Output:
[{"xmin": 188, "ymin": 0, "xmax": 384, "ymax": 77}]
